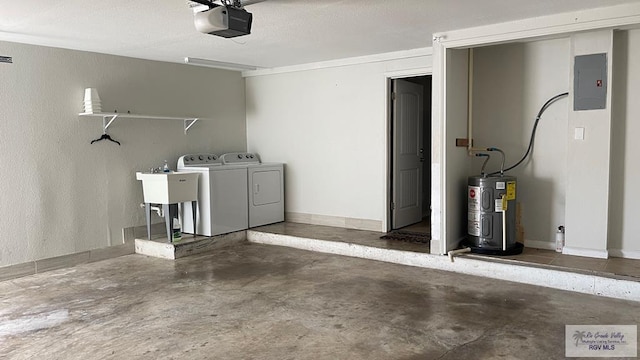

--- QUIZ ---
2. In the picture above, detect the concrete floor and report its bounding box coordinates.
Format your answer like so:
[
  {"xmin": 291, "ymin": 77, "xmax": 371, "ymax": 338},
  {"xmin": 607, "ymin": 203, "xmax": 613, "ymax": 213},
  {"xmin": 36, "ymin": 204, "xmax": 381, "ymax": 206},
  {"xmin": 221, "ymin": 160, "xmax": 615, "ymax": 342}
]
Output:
[{"xmin": 1, "ymin": 243, "xmax": 638, "ymax": 359}]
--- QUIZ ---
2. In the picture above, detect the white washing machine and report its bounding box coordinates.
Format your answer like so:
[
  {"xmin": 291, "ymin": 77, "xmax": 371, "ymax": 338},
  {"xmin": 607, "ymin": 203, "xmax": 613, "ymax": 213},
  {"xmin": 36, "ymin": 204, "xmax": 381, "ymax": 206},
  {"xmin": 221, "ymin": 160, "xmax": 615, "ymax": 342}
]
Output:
[
  {"xmin": 177, "ymin": 154, "xmax": 248, "ymax": 236},
  {"xmin": 221, "ymin": 152, "xmax": 284, "ymax": 228}
]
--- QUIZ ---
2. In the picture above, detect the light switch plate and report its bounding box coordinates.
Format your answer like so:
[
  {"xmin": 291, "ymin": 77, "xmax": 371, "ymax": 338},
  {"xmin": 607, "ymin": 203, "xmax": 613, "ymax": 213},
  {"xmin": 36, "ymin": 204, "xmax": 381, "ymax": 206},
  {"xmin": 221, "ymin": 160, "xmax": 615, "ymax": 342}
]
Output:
[{"xmin": 574, "ymin": 127, "xmax": 585, "ymax": 140}]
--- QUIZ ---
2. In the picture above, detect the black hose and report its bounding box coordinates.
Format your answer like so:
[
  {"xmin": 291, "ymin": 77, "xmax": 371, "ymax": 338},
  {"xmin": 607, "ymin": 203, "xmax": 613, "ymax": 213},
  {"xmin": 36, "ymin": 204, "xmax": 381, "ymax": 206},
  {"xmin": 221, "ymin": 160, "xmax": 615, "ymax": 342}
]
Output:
[{"xmin": 488, "ymin": 92, "xmax": 569, "ymax": 175}]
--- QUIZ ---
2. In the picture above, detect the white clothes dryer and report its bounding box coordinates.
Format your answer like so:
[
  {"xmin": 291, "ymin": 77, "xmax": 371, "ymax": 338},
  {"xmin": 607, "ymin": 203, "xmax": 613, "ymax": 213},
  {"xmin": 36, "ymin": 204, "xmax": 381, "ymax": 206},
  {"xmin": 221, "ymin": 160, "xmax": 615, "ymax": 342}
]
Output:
[
  {"xmin": 177, "ymin": 154, "xmax": 248, "ymax": 236},
  {"xmin": 221, "ymin": 153, "xmax": 284, "ymax": 228}
]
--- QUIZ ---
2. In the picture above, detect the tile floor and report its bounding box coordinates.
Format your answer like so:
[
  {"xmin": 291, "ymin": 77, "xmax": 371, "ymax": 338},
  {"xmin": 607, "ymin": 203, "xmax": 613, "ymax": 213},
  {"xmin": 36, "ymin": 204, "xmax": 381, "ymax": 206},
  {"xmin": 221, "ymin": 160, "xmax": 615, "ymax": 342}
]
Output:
[
  {"xmin": 494, "ymin": 247, "xmax": 640, "ymax": 279},
  {"xmin": 253, "ymin": 221, "xmax": 640, "ymax": 281},
  {"xmin": 400, "ymin": 217, "xmax": 640, "ymax": 279},
  {"xmin": 402, "ymin": 217, "xmax": 431, "ymax": 234}
]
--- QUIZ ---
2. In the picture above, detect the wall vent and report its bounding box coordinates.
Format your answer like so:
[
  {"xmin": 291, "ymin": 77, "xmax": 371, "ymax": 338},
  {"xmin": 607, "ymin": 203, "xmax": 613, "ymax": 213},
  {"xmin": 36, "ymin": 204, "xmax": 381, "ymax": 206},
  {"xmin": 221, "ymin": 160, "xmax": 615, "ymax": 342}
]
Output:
[{"xmin": 0, "ymin": 56, "xmax": 13, "ymax": 64}]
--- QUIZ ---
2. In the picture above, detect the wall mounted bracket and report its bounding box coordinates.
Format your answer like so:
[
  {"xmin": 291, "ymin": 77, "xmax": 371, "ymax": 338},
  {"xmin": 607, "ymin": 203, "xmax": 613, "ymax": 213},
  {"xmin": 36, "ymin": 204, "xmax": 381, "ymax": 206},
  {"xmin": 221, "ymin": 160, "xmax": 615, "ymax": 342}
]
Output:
[
  {"xmin": 184, "ymin": 118, "xmax": 199, "ymax": 134},
  {"xmin": 79, "ymin": 112, "xmax": 206, "ymax": 134}
]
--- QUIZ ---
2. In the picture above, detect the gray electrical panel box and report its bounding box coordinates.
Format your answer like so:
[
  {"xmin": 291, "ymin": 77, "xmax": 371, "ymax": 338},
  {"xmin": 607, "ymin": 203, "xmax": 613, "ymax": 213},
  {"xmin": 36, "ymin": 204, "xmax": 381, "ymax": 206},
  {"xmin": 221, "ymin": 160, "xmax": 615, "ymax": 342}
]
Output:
[{"xmin": 574, "ymin": 53, "xmax": 607, "ymax": 111}]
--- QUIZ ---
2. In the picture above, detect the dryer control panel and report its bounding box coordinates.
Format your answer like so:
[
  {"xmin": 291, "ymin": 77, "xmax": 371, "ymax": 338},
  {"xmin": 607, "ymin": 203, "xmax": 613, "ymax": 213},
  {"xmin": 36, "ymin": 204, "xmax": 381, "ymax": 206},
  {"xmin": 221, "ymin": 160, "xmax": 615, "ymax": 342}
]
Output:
[
  {"xmin": 221, "ymin": 152, "xmax": 261, "ymax": 165},
  {"xmin": 178, "ymin": 154, "xmax": 221, "ymax": 168}
]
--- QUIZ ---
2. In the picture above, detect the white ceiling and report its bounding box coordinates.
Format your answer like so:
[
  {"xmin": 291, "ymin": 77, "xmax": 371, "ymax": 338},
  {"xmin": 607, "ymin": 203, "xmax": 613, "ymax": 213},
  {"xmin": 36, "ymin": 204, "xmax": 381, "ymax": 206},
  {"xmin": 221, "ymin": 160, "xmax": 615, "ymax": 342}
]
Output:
[{"xmin": 1, "ymin": 0, "xmax": 639, "ymax": 69}]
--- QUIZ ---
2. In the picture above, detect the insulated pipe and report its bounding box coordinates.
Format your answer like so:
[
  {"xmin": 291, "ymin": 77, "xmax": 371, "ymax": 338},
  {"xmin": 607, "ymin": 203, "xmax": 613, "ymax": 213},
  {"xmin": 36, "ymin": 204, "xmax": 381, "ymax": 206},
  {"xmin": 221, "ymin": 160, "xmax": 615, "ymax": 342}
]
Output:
[
  {"xmin": 466, "ymin": 49, "xmax": 501, "ymax": 157},
  {"xmin": 464, "ymin": 50, "xmax": 491, "ymax": 155},
  {"xmin": 467, "ymin": 48, "xmax": 474, "ymax": 154}
]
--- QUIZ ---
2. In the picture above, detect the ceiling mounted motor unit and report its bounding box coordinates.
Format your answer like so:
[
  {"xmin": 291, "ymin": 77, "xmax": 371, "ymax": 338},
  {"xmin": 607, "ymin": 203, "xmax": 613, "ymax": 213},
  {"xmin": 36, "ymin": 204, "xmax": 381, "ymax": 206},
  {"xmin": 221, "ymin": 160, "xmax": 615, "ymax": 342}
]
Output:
[{"xmin": 194, "ymin": 5, "xmax": 253, "ymax": 38}]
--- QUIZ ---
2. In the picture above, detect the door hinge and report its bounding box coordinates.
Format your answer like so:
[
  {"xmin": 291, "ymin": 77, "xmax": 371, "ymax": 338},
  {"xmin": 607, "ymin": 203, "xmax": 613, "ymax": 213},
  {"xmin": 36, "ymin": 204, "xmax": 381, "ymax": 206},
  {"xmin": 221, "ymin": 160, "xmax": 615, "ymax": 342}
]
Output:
[
  {"xmin": 391, "ymin": 202, "xmax": 395, "ymax": 210},
  {"xmin": 391, "ymin": 92, "xmax": 396, "ymax": 101}
]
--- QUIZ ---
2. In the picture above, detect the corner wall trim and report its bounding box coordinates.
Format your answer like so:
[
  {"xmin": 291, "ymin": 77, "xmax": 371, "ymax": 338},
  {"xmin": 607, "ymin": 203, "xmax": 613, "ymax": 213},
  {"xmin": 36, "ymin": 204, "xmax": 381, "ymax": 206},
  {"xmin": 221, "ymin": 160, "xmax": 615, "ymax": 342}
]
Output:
[
  {"xmin": 243, "ymin": 47, "xmax": 432, "ymax": 77},
  {"xmin": 433, "ymin": 2, "xmax": 640, "ymax": 49}
]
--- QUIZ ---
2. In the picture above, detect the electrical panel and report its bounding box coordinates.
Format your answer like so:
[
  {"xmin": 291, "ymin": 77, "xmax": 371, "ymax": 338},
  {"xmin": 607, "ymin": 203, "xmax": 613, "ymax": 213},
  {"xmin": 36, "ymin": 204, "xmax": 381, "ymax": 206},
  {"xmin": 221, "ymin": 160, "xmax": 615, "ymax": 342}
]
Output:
[{"xmin": 574, "ymin": 53, "xmax": 607, "ymax": 111}]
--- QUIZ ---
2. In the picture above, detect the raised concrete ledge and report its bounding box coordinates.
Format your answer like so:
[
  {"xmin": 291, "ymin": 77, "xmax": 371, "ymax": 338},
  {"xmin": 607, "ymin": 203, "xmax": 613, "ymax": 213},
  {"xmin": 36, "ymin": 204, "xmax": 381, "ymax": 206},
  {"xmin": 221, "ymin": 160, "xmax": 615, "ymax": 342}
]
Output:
[
  {"xmin": 247, "ymin": 230, "xmax": 640, "ymax": 303},
  {"xmin": 135, "ymin": 231, "xmax": 246, "ymax": 260}
]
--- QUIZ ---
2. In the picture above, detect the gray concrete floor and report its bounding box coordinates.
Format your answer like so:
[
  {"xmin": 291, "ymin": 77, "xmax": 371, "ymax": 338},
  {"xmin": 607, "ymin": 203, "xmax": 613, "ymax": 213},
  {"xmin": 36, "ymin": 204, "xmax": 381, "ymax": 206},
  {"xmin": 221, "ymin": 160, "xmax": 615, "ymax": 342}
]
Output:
[{"xmin": 0, "ymin": 242, "xmax": 638, "ymax": 359}]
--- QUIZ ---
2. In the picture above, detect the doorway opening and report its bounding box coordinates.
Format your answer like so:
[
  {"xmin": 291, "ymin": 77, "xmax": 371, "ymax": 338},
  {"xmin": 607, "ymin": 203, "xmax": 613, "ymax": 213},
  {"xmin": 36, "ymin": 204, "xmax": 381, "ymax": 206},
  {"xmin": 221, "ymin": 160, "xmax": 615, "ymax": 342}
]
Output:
[{"xmin": 388, "ymin": 75, "xmax": 432, "ymax": 235}]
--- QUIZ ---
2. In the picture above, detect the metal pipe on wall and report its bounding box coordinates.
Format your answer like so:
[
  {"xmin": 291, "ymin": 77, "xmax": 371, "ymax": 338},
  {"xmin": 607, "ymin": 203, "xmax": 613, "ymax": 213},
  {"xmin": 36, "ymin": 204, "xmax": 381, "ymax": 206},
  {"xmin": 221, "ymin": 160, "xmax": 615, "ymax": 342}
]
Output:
[{"xmin": 467, "ymin": 48, "xmax": 474, "ymax": 154}]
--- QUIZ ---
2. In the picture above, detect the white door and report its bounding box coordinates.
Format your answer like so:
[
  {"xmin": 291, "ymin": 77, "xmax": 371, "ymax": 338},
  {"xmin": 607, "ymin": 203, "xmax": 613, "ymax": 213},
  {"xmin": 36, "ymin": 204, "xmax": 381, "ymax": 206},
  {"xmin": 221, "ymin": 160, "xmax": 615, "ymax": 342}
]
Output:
[{"xmin": 392, "ymin": 79, "xmax": 424, "ymax": 229}]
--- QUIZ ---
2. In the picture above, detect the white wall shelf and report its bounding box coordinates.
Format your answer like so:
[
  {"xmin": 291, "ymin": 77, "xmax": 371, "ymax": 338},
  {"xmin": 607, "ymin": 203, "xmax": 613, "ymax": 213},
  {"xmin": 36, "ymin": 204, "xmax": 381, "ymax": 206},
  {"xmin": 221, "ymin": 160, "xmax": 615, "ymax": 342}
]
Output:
[{"xmin": 79, "ymin": 112, "xmax": 203, "ymax": 134}]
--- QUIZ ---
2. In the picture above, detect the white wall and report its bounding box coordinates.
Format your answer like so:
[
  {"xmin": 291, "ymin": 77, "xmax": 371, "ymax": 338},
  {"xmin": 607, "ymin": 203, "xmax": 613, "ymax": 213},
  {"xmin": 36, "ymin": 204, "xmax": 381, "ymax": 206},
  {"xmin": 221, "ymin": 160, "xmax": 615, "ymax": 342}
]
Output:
[
  {"xmin": 472, "ymin": 39, "xmax": 570, "ymax": 248},
  {"xmin": 245, "ymin": 54, "xmax": 431, "ymax": 231},
  {"xmin": 464, "ymin": 31, "xmax": 640, "ymax": 258},
  {"xmin": 443, "ymin": 48, "xmax": 471, "ymax": 252},
  {"xmin": 0, "ymin": 41, "xmax": 246, "ymax": 267},
  {"xmin": 432, "ymin": 3, "xmax": 640, "ymax": 257},
  {"xmin": 609, "ymin": 29, "xmax": 640, "ymax": 258},
  {"xmin": 564, "ymin": 30, "xmax": 613, "ymax": 259}
]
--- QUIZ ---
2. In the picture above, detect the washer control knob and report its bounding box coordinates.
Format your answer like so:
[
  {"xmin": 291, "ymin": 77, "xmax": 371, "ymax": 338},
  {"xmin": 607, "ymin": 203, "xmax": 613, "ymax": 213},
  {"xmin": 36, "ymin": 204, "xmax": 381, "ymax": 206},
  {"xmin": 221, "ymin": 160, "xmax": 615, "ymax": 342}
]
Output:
[
  {"xmin": 237, "ymin": 154, "xmax": 243, "ymax": 159},
  {"xmin": 190, "ymin": 156, "xmax": 195, "ymax": 161},
  {"xmin": 198, "ymin": 155, "xmax": 204, "ymax": 160}
]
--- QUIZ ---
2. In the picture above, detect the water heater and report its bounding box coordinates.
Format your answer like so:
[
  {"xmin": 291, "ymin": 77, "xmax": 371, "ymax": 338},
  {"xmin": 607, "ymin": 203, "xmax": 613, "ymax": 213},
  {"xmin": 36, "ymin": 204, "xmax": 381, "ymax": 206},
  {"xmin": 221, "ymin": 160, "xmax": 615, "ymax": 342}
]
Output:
[
  {"xmin": 460, "ymin": 92, "xmax": 570, "ymax": 256},
  {"xmin": 467, "ymin": 175, "xmax": 521, "ymax": 254}
]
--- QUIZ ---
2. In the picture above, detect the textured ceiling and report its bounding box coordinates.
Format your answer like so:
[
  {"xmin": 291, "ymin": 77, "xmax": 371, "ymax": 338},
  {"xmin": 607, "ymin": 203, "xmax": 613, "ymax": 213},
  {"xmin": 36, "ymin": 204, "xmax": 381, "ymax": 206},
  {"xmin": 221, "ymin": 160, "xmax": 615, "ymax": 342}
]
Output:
[{"xmin": 1, "ymin": 0, "xmax": 639, "ymax": 69}]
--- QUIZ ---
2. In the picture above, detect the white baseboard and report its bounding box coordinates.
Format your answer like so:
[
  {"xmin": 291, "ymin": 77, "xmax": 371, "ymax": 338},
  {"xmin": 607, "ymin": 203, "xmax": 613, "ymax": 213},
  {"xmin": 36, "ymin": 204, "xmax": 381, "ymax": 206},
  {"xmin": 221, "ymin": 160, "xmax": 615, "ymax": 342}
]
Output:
[
  {"xmin": 608, "ymin": 249, "xmax": 640, "ymax": 260},
  {"xmin": 562, "ymin": 246, "xmax": 609, "ymax": 259},
  {"xmin": 0, "ymin": 242, "xmax": 135, "ymax": 282},
  {"xmin": 285, "ymin": 212, "xmax": 383, "ymax": 232},
  {"xmin": 525, "ymin": 241, "xmax": 640, "ymax": 260},
  {"xmin": 524, "ymin": 240, "xmax": 555, "ymax": 251}
]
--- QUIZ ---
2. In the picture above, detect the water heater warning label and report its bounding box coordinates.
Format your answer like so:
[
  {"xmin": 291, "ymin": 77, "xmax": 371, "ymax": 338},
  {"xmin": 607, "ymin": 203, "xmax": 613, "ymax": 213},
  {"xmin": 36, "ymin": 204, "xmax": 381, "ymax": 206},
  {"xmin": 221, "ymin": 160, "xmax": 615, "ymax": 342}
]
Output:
[
  {"xmin": 468, "ymin": 186, "xmax": 480, "ymax": 211},
  {"xmin": 468, "ymin": 211, "xmax": 480, "ymax": 236},
  {"xmin": 468, "ymin": 186, "xmax": 481, "ymax": 236},
  {"xmin": 506, "ymin": 181, "xmax": 516, "ymax": 200}
]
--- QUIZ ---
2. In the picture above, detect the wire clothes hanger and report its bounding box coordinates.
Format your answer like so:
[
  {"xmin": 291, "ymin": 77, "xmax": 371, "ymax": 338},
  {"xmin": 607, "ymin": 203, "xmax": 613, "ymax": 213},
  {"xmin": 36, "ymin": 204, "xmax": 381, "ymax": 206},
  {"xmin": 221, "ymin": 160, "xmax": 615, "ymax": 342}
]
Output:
[
  {"xmin": 90, "ymin": 132, "xmax": 121, "ymax": 145},
  {"xmin": 90, "ymin": 115, "xmax": 121, "ymax": 145}
]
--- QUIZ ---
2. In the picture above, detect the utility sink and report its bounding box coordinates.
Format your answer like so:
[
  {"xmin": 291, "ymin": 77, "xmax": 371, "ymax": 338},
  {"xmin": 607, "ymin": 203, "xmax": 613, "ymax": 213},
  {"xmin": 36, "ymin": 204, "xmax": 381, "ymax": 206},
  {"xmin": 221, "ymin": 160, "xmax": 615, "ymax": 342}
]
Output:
[{"xmin": 136, "ymin": 172, "xmax": 199, "ymax": 204}]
